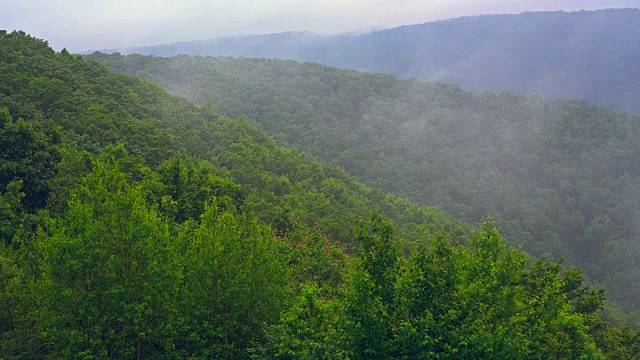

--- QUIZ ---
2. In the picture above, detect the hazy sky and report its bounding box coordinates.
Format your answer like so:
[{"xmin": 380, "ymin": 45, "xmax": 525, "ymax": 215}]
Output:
[{"xmin": 3, "ymin": 0, "xmax": 639, "ymax": 52}]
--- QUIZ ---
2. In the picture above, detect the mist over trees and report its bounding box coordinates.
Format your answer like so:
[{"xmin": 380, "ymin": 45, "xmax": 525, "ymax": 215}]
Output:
[
  {"xmin": 89, "ymin": 52, "xmax": 640, "ymax": 317},
  {"xmin": 104, "ymin": 9, "xmax": 640, "ymax": 114},
  {"xmin": 2, "ymin": 28, "xmax": 640, "ymax": 358}
]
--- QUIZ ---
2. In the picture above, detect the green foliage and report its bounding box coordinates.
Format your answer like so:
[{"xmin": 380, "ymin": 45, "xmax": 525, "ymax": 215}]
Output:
[
  {"xmin": 37, "ymin": 161, "xmax": 181, "ymax": 358},
  {"xmin": 356, "ymin": 213, "xmax": 399, "ymax": 304},
  {"xmin": 1, "ymin": 30, "xmax": 638, "ymax": 359},
  {"xmin": 0, "ymin": 107, "xmax": 61, "ymax": 214},
  {"xmin": 175, "ymin": 198, "xmax": 291, "ymax": 359},
  {"xmin": 3, "ymin": 30, "xmax": 466, "ymax": 250},
  {"xmin": 0, "ymin": 180, "xmax": 26, "ymax": 243},
  {"xmin": 0, "ymin": 239, "xmax": 45, "ymax": 358},
  {"xmin": 345, "ymin": 214, "xmax": 399, "ymax": 359},
  {"xmin": 283, "ymin": 215, "xmax": 347, "ymax": 288},
  {"xmin": 391, "ymin": 221, "xmax": 608, "ymax": 359},
  {"xmin": 88, "ymin": 51, "xmax": 640, "ymax": 313},
  {"xmin": 265, "ymin": 282, "xmax": 348, "ymax": 360},
  {"xmin": 155, "ymin": 154, "xmax": 244, "ymax": 223}
]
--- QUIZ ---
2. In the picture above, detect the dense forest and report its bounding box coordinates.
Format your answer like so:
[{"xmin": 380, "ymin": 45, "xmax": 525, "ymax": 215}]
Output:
[
  {"xmin": 102, "ymin": 9, "xmax": 640, "ymax": 114},
  {"xmin": 88, "ymin": 52, "xmax": 640, "ymax": 317},
  {"xmin": 2, "ymin": 30, "xmax": 640, "ymax": 358}
]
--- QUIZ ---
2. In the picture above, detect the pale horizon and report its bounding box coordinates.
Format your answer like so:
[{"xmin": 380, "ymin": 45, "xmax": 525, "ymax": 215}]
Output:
[{"xmin": 3, "ymin": 0, "xmax": 639, "ymax": 52}]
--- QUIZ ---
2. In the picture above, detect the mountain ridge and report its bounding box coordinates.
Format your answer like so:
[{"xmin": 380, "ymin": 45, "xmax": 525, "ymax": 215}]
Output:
[
  {"xmin": 89, "ymin": 50, "xmax": 640, "ymax": 314},
  {"xmin": 93, "ymin": 8, "xmax": 640, "ymax": 114}
]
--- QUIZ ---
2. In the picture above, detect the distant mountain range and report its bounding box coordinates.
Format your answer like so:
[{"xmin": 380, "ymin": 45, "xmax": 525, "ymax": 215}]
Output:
[{"xmin": 95, "ymin": 9, "xmax": 640, "ymax": 114}]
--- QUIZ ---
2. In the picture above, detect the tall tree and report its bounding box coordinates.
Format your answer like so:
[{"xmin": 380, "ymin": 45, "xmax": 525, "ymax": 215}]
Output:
[{"xmin": 37, "ymin": 160, "xmax": 181, "ymax": 359}]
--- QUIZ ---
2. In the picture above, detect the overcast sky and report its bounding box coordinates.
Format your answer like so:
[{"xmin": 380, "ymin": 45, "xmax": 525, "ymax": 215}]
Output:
[{"xmin": 3, "ymin": 0, "xmax": 639, "ymax": 52}]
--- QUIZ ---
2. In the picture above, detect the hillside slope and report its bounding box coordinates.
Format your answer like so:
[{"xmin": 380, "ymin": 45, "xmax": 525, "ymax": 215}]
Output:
[
  {"xmin": 105, "ymin": 9, "xmax": 640, "ymax": 114},
  {"xmin": 6, "ymin": 30, "xmax": 640, "ymax": 359},
  {"xmin": 89, "ymin": 52, "xmax": 640, "ymax": 314},
  {"xmin": 0, "ymin": 29, "xmax": 463, "ymax": 358},
  {"xmin": 2, "ymin": 31, "xmax": 470, "ymax": 246}
]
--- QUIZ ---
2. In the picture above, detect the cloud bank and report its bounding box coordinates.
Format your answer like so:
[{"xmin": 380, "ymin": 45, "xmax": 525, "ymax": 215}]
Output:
[{"xmin": 2, "ymin": 0, "xmax": 638, "ymax": 51}]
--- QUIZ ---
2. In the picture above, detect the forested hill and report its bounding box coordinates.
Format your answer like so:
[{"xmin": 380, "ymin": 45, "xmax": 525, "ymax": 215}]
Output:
[
  {"xmin": 102, "ymin": 9, "xmax": 640, "ymax": 114},
  {"xmin": 3, "ymin": 30, "xmax": 640, "ymax": 359},
  {"xmin": 89, "ymin": 52, "xmax": 640, "ymax": 315}
]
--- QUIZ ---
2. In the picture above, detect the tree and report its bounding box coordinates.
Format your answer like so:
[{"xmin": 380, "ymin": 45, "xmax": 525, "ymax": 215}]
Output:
[
  {"xmin": 37, "ymin": 160, "xmax": 181, "ymax": 359},
  {"xmin": 0, "ymin": 107, "xmax": 61, "ymax": 213},
  {"xmin": 346, "ymin": 213, "xmax": 399, "ymax": 359},
  {"xmin": 155, "ymin": 154, "xmax": 243, "ymax": 223},
  {"xmin": 175, "ymin": 198, "xmax": 291, "ymax": 358}
]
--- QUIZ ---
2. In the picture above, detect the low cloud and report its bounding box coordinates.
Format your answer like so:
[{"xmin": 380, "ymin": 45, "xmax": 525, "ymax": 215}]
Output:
[{"xmin": 1, "ymin": 0, "xmax": 636, "ymax": 52}]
